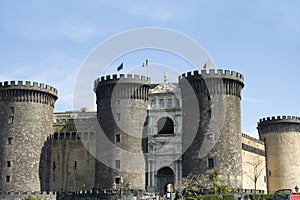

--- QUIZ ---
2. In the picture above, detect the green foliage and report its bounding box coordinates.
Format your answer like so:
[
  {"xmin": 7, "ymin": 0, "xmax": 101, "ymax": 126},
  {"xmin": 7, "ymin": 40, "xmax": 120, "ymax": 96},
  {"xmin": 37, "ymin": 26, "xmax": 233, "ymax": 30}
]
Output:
[
  {"xmin": 209, "ymin": 169, "xmax": 236, "ymax": 195},
  {"xmin": 23, "ymin": 197, "xmax": 42, "ymax": 200},
  {"xmin": 243, "ymin": 194, "xmax": 273, "ymax": 200},
  {"xmin": 184, "ymin": 194, "xmax": 234, "ymax": 200}
]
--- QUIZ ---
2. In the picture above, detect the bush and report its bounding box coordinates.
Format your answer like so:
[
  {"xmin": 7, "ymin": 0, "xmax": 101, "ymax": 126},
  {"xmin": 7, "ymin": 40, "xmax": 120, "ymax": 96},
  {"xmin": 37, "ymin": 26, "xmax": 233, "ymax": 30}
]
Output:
[
  {"xmin": 23, "ymin": 197, "xmax": 42, "ymax": 200},
  {"xmin": 191, "ymin": 194, "xmax": 234, "ymax": 200},
  {"xmin": 243, "ymin": 194, "xmax": 273, "ymax": 200}
]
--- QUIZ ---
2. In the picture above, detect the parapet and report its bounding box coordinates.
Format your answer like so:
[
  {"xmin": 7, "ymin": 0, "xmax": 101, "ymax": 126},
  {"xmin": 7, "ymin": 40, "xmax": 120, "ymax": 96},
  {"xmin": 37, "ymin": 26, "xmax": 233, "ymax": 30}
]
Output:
[
  {"xmin": 94, "ymin": 74, "xmax": 151, "ymax": 90},
  {"xmin": 258, "ymin": 116, "xmax": 300, "ymax": 125},
  {"xmin": 0, "ymin": 80, "xmax": 58, "ymax": 96},
  {"xmin": 257, "ymin": 115, "xmax": 300, "ymax": 135},
  {"xmin": 179, "ymin": 69, "xmax": 244, "ymax": 84}
]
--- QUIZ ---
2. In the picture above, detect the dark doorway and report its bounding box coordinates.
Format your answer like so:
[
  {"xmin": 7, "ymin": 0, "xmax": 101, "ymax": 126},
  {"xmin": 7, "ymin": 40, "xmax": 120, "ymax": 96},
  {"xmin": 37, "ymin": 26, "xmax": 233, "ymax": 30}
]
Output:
[{"xmin": 157, "ymin": 167, "xmax": 174, "ymax": 195}]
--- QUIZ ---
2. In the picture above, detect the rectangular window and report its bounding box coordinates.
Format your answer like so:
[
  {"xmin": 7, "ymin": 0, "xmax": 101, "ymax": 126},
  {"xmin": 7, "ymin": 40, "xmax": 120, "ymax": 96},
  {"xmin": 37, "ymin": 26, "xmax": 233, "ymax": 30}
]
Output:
[
  {"xmin": 53, "ymin": 162, "xmax": 56, "ymax": 170},
  {"xmin": 116, "ymin": 134, "xmax": 121, "ymax": 143},
  {"xmin": 269, "ymin": 171, "xmax": 271, "ymax": 176},
  {"xmin": 10, "ymin": 107, "xmax": 14, "ymax": 113},
  {"xmin": 115, "ymin": 177, "xmax": 120, "ymax": 184},
  {"xmin": 115, "ymin": 160, "xmax": 120, "ymax": 170},
  {"xmin": 74, "ymin": 161, "xmax": 77, "ymax": 170},
  {"xmin": 207, "ymin": 133, "xmax": 214, "ymax": 140},
  {"xmin": 8, "ymin": 116, "xmax": 14, "ymax": 124},
  {"xmin": 6, "ymin": 176, "xmax": 10, "ymax": 183},
  {"xmin": 7, "ymin": 161, "xmax": 11, "ymax": 167},
  {"xmin": 7, "ymin": 137, "xmax": 13, "ymax": 145},
  {"xmin": 207, "ymin": 110, "xmax": 212, "ymax": 119},
  {"xmin": 117, "ymin": 113, "xmax": 121, "ymax": 121},
  {"xmin": 160, "ymin": 99, "xmax": 164, "ymax": 107},
  {"xmin": 208, "ymin": 158, "xmax": 214, "ymax": 168}
]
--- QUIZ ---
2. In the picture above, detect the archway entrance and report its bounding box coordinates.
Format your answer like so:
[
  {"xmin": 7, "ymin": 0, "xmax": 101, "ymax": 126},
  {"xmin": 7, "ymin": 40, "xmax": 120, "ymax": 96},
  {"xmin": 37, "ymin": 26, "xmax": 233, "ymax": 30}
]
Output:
[
  {"xmin": 157, "ymin": 167, "xmax": 174, "ymax": 195},
  {"xmin": 157, "ymin": 117, "xmax": 174, "ymax": 134}
]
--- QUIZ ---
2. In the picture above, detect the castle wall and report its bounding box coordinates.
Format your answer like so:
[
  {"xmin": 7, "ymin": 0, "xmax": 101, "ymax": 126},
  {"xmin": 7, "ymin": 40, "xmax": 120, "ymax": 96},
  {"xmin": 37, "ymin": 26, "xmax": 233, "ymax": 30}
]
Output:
[
  {"xmin": 0, "ymin": 81, "xmax": 57, "ymax": 192},
  {"xmin": 241, "ymin": 133, "xmax": 267, "ymax": 193},
  {"xmin": 50, "ymin": 133, "xmax": 96, "ymax": 192},
  {"xmin": 258, "ymin": 116, "xmax": 300, "ymax": 194},
  {"xmin": 179, "ymin": 69, "xmax": 244, "ymax": 189},
  {"xmin": 94, "ymin": 74, "xmax": 151, "ymax": 190}
]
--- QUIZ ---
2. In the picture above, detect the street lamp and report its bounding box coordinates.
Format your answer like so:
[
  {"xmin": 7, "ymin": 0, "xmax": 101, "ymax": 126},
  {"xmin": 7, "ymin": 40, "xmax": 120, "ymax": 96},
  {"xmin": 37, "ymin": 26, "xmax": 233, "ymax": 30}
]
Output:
[
  {"xmin": 120, "ymin": 177, "xmax": 124, "ymax": 200},
  {"xmin": 112, "ymin": 182, "xmax": 117, "ymax": 190},
  {"xmin": 295, "ymin": 185, "xmax": 299, "ymax": 194}
]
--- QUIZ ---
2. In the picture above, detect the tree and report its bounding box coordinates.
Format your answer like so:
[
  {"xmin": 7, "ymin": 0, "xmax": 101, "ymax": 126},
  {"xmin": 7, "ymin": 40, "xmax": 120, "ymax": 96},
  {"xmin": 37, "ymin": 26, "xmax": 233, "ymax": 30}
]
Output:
[
  {"xmin": 209, "ymin": 169, "xmax": 236, "ymax": 195},
  {"xmin": 176, "ymin": 173, "xmax": 210, "ymax": 197},
  {"xmin": 244, "ymin": 157, "xmax": 265, "ymax": 194}
]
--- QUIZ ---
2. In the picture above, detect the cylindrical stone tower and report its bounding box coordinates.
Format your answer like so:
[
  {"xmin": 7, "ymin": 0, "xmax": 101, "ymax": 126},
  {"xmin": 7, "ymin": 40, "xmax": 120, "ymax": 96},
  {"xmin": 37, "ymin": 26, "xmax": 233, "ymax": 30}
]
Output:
[
  {"xmin": 94, "ymin": 74, "xmax": 150, "ymax": 190},
  {"xmin": 0, "ymin": 81, "xmax": 57, "ymax": 191},
  {"xmin": 257, "ymin": 116, "xmax": 300, "ymax": 193},
  {"xmin": 179, "ymin": 69, "xmax": 244, "ymax": 189}
]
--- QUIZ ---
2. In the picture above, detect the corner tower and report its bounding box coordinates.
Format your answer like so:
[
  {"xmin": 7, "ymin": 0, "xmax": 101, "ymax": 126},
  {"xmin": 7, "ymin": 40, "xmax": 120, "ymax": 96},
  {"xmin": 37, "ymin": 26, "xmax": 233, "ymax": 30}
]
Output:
[
  {"xmin": 179, "ymin": 69, "xmax": 244, "ymax": 189},
  {"xmin": 94, "ymin": 74, "xmax": 150, "ymax": 190},
  {"xmin": 0, "ymin": 81, "xmax": 58, "ymax": 191},
  {"xmin": 257, "ymin": 116, "xmax": 300, "ymax": 193}
]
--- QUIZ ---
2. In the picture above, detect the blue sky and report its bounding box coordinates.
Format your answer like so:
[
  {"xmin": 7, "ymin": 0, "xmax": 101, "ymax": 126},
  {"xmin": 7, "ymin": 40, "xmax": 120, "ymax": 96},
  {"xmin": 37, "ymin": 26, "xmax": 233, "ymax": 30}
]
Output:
[{"xmin": 0, "ymin": 0, "xmax": 299, "ymax": 138}]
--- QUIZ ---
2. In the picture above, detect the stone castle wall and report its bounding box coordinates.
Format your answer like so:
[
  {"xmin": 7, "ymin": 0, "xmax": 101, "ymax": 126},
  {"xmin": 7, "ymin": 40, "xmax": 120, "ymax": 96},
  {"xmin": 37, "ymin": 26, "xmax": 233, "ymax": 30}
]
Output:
[
  {"xmin": 258, "ymin": 116, "xmax": 300, "ymax": 193},
  {"xmin": 241, "ymin": 133, "xmax": 267, "ymax": 193},
  {"xmin": 179, "ymin": 69, "xmax": 244, "ymax": 189},
  {"xmin": 94, "ymin": 74, "xmax": 151, "ymax": 190},
  {"xmin": 0, "ymin": 81, "xmax": 57, "ymax": 192}
]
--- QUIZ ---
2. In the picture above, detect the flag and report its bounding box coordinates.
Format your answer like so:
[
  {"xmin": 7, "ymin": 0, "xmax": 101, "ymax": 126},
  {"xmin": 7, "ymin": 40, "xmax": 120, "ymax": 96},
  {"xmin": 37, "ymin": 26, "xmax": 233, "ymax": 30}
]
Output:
[
  {"xmin": 142, "ymin": 59, "xmax": 149, "ymax": 67},
  {"xmin": 203, "ymin": 60, "xmax": 209, "ymax": 69},
  {"xmin": 117, "ymin": 63, "xmax": 123, "ymax": 71}
]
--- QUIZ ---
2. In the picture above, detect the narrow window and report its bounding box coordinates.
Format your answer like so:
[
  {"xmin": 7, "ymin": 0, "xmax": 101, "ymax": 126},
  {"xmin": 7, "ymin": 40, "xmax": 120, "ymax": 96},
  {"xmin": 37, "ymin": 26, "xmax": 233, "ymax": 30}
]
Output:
[
  {"xmin": 7, "ymin": 161, "xmax": 11, "ymax": 167},
  {"xmin": 115, "ymin": 160, "xmax": 120, "ymax": 170},
  {"xmin": 53, "ymin": 162, "xmax": 56, "ymax": 170},
  {"xmin": 7, "ymin": 137, "xmax": 13, "ymax": 145},
  {"xmin": 160, "ymin": 99, "xmax": 164, "ymax": 107},
  {"xmin": 208, "ymin": 95, "xmax": 211, "ymax": 101},
  {"xmin": 10, "ymin": 107, "xmax": 14, "ymax": 113},
  {"xmin": 269, "ymin": 171, "xmax": 271, "ymax": 176},
  {"xmin": 8, "ymin": 116, "xmax": 14, "ymax": 124},
  {"xmin": 6, "ymin": 176, "xmax": 10, "ymax": 183},
  {"xmin": 117, "ymin": 113, "xmax": 121, "ymax": 121},
  {"xmin": 115, "ymin": 177, "xmax": 120, "ymax": 184},
  {"xmin": 116, "ymin": 134, "xmax": 121, "ymax": 143},
  {"xmin": 207, "ymin": 110, "xmax": 212, "ymax": 119},
  {"xmin": 207, "ymin": 133, "xmax": 214, "ymax": 140},
  {"xmin": 74, "ymin": 161, "xmax": 77, "ymax": 170},
  {"xmin": 208, "ymin": 158, "xmax": 214, "ymax": 168}
]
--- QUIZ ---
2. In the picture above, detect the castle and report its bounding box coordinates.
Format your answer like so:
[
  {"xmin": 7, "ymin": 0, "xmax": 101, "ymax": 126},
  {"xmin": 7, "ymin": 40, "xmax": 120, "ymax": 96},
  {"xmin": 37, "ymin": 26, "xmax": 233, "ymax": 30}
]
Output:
[{"xmin": 0, "ymin": 69, "xmax": 299, "ymax": 199}]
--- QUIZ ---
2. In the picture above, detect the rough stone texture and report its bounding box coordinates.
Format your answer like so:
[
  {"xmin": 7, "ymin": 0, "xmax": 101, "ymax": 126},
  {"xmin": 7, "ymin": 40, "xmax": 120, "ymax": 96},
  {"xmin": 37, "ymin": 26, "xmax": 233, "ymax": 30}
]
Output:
[
  {"xmin": 0, "ymin": 81, "xmax": 57, "ymax": 192},
  {"xmin": 241, "ymin": 133, "xmax": 267, "ymax": 193},
  {"xmin": 258, "ymin": 116, "xmax": 300, "ymax": 193},
  {"xmin": 179, "ymin": 69, "xmax": 244, "ymax": 189},
  {"xmin": 49, "ymin": 110, "xmax": 97, "ymax": 192},
  {"xmin": 94, "ymin": 74, "xmax": 151, "ymax": 190}
]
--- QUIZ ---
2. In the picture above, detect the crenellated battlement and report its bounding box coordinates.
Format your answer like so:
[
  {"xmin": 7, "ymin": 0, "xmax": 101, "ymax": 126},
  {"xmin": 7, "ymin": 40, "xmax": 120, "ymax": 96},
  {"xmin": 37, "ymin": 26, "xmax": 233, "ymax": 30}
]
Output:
[
  {"xmin": 257, "ymin": 115, "xmax": 300, "ymax": 134},
  {"xmin": 0, "ymin": 81, "xmax": 58, "ymax": 96},
  {"xmin": 94, "ymin": 74, "xmax": 151, "ymax": 89},
  {"xmin": 258, "ymin": 116, "xmax": 300, "ymax": 124},
  {"xmin": 94, "ymin": 74, "xmax": 151, "ymax": 101},
  {"xmin": 179, "ymin": 69, "xmax": 244, "ymax": 83},
  {"xmin": 0, "ymin": 81, "xmax": 58, "ymax": 106},
  {"xmin": 48, "ymin": 131, "xmax": 96, "ymax": 141},
  {"xmin": 179, "ymin": 69, "xmax": 244, "ymax": 98}
]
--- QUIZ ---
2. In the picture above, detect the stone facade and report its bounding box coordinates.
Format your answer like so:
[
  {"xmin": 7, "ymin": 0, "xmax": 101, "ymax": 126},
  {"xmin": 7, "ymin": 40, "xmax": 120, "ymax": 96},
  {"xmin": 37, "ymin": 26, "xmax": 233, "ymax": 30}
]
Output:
[
  {"xmin": 146, "ymin": 72, "xmax": 183, "ymax": 194},
  {"xmin": 258, "ymin": 116, "xmax": 300, "ymax": 194},
  {"xmin": 1, "ymin": 69, "xmax": 299, "ymax": 198},
  {"xmin": 241, "ymin": 133, "xmax": 267, "ymax": 193},
  {"xmin": 94, "ymin": 74, "xmax": 151, "ymax": 190},
  {"xmin": 0, "ymin": 81, "xmax": 57, "ymax": 192},
  {"xmin": 179, "ymin": 70, "xmax": 244, "ymax": 189}
]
